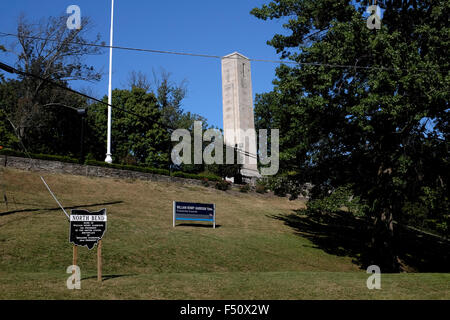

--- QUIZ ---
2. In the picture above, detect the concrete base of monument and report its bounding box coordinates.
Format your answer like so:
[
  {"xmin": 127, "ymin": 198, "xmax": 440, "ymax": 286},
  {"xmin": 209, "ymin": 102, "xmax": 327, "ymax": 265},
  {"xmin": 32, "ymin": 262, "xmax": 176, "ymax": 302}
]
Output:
[
  {"xmin": 241, "ymin": 168, "xmax": 261, "ymax": 186},
  {"xmin": 240, "ymin": 168, "xmax": 261, "ymax": 178},
  {"xmin": 223, "ymin": 168, "xmax": 261, "ymax": 186}
]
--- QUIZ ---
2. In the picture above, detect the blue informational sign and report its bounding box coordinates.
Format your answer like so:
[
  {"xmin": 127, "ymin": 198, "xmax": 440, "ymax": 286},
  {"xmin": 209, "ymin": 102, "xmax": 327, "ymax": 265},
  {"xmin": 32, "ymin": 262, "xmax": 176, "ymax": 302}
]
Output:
[{"xmin": 173, "ymin": 201, "xmax": 216, "ymax": 228}]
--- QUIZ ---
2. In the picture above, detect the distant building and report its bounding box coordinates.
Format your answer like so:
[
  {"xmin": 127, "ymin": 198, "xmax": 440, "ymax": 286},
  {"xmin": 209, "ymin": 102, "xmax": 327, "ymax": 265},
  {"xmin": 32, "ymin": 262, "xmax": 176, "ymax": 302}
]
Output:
[{"xmin": 221, "ymin": 52, "xmax": 260, "ymax": 178}]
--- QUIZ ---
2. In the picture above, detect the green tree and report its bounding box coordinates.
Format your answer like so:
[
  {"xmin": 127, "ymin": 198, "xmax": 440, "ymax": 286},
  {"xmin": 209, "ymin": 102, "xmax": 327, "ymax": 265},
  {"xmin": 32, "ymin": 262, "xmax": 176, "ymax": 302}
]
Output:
[
  {"xmin": 0, "ymin": 14, "xmax": 102, "ymax": 156},
  {"xmin": 252, "ymin": 0, "xmax": 449, "ymax": 271},
  {"xmin": 0, "ymin": 46, "xmax": 18, "ymax": 148},
  {"xmin": 87, "ymin": 88, "xmax": 170, "ymax": 167},
  {"xmin": 0, "ymin": 45, "xmax": 5, "ymax": 82},
  {"xmin": 126, "ymin": 69, "xmax": 209, "ymax": 172}
]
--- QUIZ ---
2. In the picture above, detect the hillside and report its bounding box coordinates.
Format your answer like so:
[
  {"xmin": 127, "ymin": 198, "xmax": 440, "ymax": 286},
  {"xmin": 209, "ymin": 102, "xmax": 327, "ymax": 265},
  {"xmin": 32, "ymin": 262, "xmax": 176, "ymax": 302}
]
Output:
[{"xmin": 0, "ymin": 168, "xmax": 448, "ymax": 299}]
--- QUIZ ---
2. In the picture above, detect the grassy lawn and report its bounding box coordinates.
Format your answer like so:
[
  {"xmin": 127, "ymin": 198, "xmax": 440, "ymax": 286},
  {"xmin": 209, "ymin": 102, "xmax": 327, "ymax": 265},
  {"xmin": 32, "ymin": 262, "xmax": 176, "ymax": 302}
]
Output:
[{"xmin": 0, "ymin": 168, "xmax": 449, "ymax": 299}]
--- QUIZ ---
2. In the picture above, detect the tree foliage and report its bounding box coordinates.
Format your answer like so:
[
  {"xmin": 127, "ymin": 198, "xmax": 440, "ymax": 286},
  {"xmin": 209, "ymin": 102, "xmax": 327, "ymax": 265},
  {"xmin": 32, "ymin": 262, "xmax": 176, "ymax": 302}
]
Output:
[
  {"xmin": 252, "ymin": 0, "xmax": 449, "ymax": 271},
  {"xmin": 0, "ymin": 16, "xmax": 212, "ymax": 172},
  {"xmin": 87, "ymin": 88, "xmax": 170, "ymax": 167},
  {"xmin": 125, "ymin": 69, "xmax": 208, "ymax": 171},
  {"xmin": 0, "ymin": 14, "xmax": 102, "ymax": 156}
]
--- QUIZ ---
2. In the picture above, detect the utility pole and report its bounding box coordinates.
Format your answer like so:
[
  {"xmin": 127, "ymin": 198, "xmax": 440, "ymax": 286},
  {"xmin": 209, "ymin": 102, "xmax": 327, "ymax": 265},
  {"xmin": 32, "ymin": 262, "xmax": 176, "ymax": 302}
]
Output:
[{"xmin": 105, "ymin": 0, "xmax": 114, "ymax": 164}]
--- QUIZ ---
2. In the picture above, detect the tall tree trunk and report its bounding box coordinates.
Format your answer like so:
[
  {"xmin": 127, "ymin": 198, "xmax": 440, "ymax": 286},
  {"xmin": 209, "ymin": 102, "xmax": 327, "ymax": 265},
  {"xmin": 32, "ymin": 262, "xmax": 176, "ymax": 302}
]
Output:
[{"xmin": 371, "ymin": 204, "xmax": 400, "ymax": 272}]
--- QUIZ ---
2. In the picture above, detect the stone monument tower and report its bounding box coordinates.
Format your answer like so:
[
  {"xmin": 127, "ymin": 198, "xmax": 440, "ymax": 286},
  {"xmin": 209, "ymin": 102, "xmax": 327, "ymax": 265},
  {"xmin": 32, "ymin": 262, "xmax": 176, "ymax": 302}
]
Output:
[{"xmin": 221, "ymin": 52, "xmax": 260, "ymax": 178}]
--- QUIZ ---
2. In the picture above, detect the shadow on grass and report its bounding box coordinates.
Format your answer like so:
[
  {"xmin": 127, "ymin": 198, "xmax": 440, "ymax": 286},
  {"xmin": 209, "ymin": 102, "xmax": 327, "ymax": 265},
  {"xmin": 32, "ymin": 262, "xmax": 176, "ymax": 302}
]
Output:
[
  {"xmin": 270, "ymin": 211, "xmax": 450, "ymax": 272},
  {"xmin": 269, "ymin": 212, "xmax": 371, "ymax": 269},
  {"xmin": 81, "ymin": 273, "xmax": 138, "ymax": 282},
  {"xmin": 175, "ymin": 223, "xmax": 221, "ymax": 229},
  {"xmin": 0, "ymin": 201, "xmax": 124, "ymax": 217}
]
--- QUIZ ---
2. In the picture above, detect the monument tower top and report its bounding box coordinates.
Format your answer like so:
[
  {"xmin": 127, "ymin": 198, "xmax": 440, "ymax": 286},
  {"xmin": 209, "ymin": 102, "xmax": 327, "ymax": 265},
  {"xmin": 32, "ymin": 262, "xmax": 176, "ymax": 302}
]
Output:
[{"xmin": 222, "ymin": 52, "xmax": 249, "ymax": 60}]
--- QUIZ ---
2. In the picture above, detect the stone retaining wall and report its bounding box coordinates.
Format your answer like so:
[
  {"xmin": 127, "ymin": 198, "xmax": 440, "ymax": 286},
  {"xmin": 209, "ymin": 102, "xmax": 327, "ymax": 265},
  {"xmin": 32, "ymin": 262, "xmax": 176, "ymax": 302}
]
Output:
[{"xmin": 0, "ymin": 155, "xmax": 206, "ymax": 187}]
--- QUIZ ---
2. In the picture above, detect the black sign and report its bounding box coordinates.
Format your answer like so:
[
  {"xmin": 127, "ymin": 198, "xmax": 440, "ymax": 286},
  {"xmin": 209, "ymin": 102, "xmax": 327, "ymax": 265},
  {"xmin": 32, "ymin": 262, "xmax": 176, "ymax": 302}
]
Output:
[
  {"xmin": 173, "ymin": 201, "xmax": 215, "ymax": 228},
  {"xmin": 69, "ymin": 209, "xmax": 107, "ymax": 249}
]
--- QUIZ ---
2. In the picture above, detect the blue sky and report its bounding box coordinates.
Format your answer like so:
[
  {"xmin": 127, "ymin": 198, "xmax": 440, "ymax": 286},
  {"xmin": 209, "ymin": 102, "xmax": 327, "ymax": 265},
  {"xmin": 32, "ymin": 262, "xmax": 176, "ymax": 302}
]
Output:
[{"xmin": 0, "ymin": 0, "xmax": 287, "ymax": 129}]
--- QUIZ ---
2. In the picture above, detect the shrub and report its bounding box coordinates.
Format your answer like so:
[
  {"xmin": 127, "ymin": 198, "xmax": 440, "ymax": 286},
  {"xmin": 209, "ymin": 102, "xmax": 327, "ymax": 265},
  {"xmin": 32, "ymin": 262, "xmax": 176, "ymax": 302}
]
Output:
[
  {"xmin": 255, "ymin": 184, "xmax": 266, "ymax": 194},
  {"xmin": 120, "ymin": 154, "xmax": 138, "ymax": 166},
  {"xmin": 268, "ymin": 176, "xmax": 290, "ymax": 197},
  {"xmin": 215, "ymin": 180, "xmax": 231, "ymax": 191},
  {"xmin": 84, "ymin": 153, "xmax": 96, "ymax": 162},
  {"xmin": 268, "ymin": 175, "xmax": 305, "ymax": 199},
  {"xmin": 171, "ymin": 171, "xmax": 221, "ymax": 182},
  {"xmin": 255, "ymin": 179, "xmax": 268, "ymax": 194},
  {"xmin": 239, "ymin": 184, "xmax": 250, "ymax": 193},
  {"xmin": 306, "ymin": 185, "xmax": 367, "ymax": 217},
  {"xmin": 84, "ymin": 159, "xmax": 170, "ymax": 176},
  {"xmin": 199, "ymin": 174, "xmax": 221, "ymax": 182},
  {"xmin": 0, "ymin": 148, "xmax": 79, "ymax": 164},
  {"xmin": 201, "ymin": 178, "xmax": 210, "ymax": 187}
]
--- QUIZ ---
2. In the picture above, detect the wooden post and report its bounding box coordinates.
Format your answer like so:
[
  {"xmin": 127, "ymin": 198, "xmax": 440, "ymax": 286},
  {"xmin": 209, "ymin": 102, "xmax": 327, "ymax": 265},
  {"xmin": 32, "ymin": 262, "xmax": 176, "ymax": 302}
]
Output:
[
  {"xmin": 72, "ymin": 245, "xmax": 78, "ymax": 286},
  {"xmin": 73, "ymin": 245, "xmax": 78, "ymax": 267},
  {"xmin": 97, "ymin": 240, "xmax": 102, "ymax": 282}
]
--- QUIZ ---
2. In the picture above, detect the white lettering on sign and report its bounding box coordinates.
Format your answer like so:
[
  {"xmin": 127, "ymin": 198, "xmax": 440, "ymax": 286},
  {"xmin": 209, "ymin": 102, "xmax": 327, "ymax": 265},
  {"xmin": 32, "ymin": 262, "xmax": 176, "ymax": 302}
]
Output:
[
  {"xmin": 177, "ymin": 206, "xmax": 213, "ymax": 211},
  {"xmin": 70, "ymin": 215, "xmax": 107, "ymax": 222}
]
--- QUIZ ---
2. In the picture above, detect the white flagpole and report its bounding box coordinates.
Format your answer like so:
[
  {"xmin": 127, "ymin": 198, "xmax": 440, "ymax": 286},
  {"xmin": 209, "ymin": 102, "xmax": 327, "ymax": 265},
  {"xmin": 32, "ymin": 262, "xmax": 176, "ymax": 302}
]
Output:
[{"xmin": 105, "ymin": 0, "xmax": 114, "ymax": 163}]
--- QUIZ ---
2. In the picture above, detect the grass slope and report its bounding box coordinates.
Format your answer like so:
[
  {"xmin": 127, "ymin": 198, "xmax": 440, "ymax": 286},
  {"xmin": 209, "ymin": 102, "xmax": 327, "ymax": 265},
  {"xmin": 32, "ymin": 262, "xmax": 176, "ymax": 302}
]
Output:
[{"xmin": 0, "ymin": 168, "xmax": 448, "ymax": 299}]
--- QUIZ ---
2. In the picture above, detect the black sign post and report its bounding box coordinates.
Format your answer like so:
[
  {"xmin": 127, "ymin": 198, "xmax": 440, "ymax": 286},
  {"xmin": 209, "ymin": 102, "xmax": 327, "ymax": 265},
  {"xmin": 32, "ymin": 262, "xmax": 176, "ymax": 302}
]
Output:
[
  {"xmin": 69, "ymin": 208, "xmax": 107, "ymax": 282},
  {"xmin": 69, "ymin": 209, "xmax": 107, "ymax": 249},
  {"xmin": 173, "ymin": 201, "xmax": 216, "ymax": 228}
]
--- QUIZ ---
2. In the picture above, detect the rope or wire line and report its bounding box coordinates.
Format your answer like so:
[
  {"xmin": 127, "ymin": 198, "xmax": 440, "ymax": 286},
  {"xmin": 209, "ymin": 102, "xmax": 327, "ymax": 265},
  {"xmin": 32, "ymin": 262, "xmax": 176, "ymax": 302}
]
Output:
[
  {"xmin": 3, "ymin": 114, "xmax": 70, "ymax": 220},
  {"xmin": 0, "ymin": 61, "xmax": 155, "ymax": 124},
  {"xmin": 0, "ymin": 32, "xmax": 446, "ymax": 74}
]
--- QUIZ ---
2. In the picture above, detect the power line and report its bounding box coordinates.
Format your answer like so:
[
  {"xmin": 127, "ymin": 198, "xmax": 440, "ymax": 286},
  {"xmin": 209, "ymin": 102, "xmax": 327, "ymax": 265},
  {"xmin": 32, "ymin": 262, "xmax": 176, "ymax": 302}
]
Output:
[
  {"xmin": 0, "ymin": 31, "xmax": 225, "ymax": 58},
  {"xmin": 0, "ymin": 31, "xmax": 446, "ymax": 73},
  {"xmin": 0, "ymin": 61, "xmax": 154, "ymax": 125},
  {"xmin": 0, "ymin": 61, "xmax": 261, "ymax": 160},
  {"xmin": 2, "ymin": 31, "xmax": 444, "ymax": 162}
]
